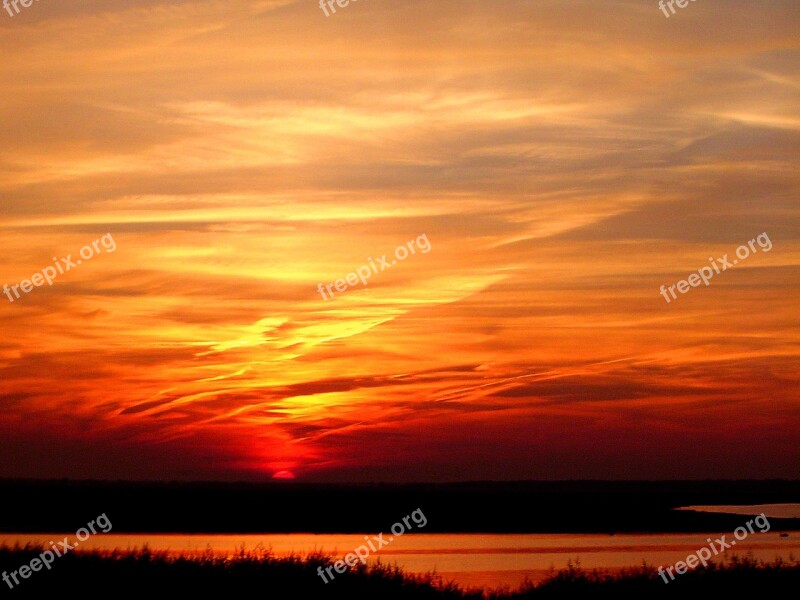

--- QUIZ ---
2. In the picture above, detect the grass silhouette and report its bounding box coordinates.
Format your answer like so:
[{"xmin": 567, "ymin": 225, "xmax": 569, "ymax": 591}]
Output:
[{"xmin": 1, "ymin": 544, "xmax": 798, "ymax": 598}]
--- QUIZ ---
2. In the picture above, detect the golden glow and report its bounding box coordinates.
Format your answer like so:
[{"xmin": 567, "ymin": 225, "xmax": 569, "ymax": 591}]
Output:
[{"xmin": 0, "ymin": 0, "xmax": 798, "ymax": 481}]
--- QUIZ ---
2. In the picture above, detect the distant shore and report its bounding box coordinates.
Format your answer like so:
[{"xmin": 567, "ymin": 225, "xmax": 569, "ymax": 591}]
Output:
[{"xmin": 2, "ymin": 479, "xmax": 799, "ymax": 534}]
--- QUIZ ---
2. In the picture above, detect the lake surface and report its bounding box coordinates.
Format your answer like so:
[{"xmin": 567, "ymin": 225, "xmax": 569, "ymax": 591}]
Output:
[{"xmin": 3, "ymin": 530, "xmax": 799, "ymax": 590}]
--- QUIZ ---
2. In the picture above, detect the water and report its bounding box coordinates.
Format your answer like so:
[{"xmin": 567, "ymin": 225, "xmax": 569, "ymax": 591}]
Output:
[{"xmin": 3, "ymin": 531, "xmax": 798, "ymax": 590}]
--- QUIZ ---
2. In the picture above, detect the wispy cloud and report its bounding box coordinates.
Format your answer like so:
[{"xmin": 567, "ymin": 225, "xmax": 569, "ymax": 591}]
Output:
[{"xmin": 0, "ymin": 0, "xmax": 798, "ymax": 481}]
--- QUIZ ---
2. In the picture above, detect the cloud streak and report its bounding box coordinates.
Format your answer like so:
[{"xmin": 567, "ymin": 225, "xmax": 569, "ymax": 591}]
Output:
[{"xmin": 0, "ymin": 0, "xmax": 798, "ymax": 480}]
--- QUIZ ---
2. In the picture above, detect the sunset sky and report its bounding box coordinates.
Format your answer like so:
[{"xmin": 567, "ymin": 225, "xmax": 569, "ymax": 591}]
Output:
[{"xmin": 0, "ymin": 0, "xmax": 798, "ymax": 482}]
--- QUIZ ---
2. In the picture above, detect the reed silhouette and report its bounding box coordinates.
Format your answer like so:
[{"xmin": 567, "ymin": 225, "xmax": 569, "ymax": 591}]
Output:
[{"xmin": 1, "ymin": 545, "xmax": 798, "ymax": 599}]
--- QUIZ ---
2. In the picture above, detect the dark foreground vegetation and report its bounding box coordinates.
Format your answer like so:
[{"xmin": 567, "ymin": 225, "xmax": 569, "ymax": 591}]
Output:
[{"xmin": 1, "ymin": 546, "xmax": 798, "ymax": 599}]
